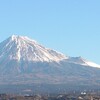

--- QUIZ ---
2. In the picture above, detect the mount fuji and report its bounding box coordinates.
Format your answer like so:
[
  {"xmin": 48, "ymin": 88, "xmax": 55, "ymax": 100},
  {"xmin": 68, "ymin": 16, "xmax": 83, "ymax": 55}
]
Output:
[{"xmin": 0, "ymin": 35, "xmax": 100, "ymax": 93}]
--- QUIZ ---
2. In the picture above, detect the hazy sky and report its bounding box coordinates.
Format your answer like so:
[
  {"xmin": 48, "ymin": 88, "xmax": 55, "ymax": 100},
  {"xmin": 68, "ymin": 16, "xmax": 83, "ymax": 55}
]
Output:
[{"xmin": 0, "ymin": 0, "xmax": 100, "ymax": 64}]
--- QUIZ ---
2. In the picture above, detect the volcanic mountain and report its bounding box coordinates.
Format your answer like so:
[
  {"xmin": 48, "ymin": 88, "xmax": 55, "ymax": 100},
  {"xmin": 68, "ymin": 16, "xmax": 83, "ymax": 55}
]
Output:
[
  {"xmin": 0, "ymin": 35, "xmax": 100, "ymax": 93},
  {"xmin": 0, "ymin": 35, "xmax": 67, "ymax": 74}
]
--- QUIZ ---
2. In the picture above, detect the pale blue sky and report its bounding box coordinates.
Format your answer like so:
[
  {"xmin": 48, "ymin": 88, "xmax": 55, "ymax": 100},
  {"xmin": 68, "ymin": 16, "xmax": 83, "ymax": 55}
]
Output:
[{"xmin": 0, "ymin": 0, "xmax": 100, "ymax": 64}]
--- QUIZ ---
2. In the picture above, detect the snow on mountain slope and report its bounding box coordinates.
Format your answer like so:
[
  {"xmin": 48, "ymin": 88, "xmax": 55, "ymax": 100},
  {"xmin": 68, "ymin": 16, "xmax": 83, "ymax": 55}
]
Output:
[
  {"xmin": 0, "ymin": 35, "xmax": 67, "ymax": 62},
  {"xmin": 67, "ymin": 57, "xmax": 100, "ymax": 68},
  {"xmin": 0, "ymin": 35, "xmax": 100, "ymax": 69}
]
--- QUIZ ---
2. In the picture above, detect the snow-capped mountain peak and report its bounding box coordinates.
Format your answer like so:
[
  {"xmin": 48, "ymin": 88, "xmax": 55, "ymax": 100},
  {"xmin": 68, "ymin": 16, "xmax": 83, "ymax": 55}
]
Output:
[
  {"xmin": 10, "ymin": 35, "xmax": 37, "ymax": 43},
  {"xmin": 0, "ymin": 35, "xmax": 67, "ymax": 62}
]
